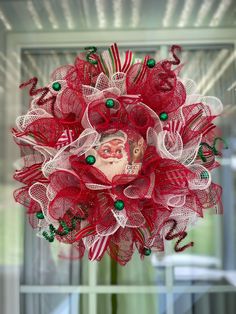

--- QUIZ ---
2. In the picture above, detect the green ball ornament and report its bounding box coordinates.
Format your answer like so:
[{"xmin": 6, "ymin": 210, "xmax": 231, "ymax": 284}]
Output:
[
  {"xmin": 159, "ymin": 112, "xmax": 168, "ymax": 121},
  {"xmin": 114, "ymin": 200, "xmax": 124, "ymax": 211},
  {"xmin": 147, "ymin": 58, "xmax": 156, "ymax": 68},
  {"xmin": 105, "ymin": 98, "xmax": 115, "ymax": 108},
  {"xmin": 52, "ymin": 81, "xmax": 61, "ymax": 91},
  {"xmin": 200, "ymin": 170, "xmax": 209, "ymax": 179},
  {"xmin": 36, "ymin": 212, "xmax": 44, "ymax": 219},
  {"xmin": 86, "ymin": 155, "xmax": 96, "ymax": 165},
  {"xmin": 144, "ymin": 248, "xmax": 152, "ymax": 256}
]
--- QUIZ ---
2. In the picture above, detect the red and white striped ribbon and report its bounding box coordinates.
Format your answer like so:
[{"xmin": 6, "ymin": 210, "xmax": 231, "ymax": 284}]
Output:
[
  {"xmin": 89, "ymin": 236, "xmax": 110, "ymax": 261},
  {"xmin": 56, "ymin": 129, "xmax": 75, "ymax": 149}
]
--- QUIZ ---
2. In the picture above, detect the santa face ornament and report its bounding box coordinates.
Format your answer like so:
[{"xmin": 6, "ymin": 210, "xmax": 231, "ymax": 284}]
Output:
[{"xmin": 86, "ymin": 129, "xmax": 146, "ymax": 181}]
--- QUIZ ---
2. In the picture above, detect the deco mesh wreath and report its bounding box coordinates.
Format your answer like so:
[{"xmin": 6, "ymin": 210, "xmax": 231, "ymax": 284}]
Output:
[{"xmin": 12, "ymin": 44, "xmax": 226, "ymax": 265}]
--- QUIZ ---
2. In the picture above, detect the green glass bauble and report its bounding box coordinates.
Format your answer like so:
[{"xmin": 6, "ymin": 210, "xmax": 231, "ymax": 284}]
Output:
[
  {"xmin": 86, "ymin": 155, "xmax": 96, "ymax": 165},
  {"xmin": 144, "ymin": 248, "xmax": 152, "ymax": 256},
  {"xmin": 52, "ymin": 81, "xmax": 61, "ymax": 91},
  {"xmin": 147, "ymin": 58, "xmax": 156, "ymax": 68},
  {"xmin": 114, "ymin": 200, "xmax": 125, "ymax": 211},
  {"xmin": 159, "ymin": 112, "xmax": 168, "ymax": 121},
  {"xmin": 105, "ymin": 98, "xmax": 115, "ymax": 108},
  {"xmin": 36, "ymin": 212, "xmax": 44, "ymax": 219}
]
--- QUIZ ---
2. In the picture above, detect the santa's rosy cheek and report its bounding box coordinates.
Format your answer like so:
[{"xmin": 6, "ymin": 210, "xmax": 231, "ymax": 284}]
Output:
[
  {"xmin": 99, "ymin": 151, "xmax": 112, "ymax": 159},
  {"xmin": 115, "ymin": 152, "xmax": 123, "ymax": 159}
]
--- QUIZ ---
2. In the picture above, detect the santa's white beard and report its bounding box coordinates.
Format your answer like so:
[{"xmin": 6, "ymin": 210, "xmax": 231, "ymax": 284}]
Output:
[{"xmin": 94, "ymin": 154, "xmax": 128, "ymax": 181}]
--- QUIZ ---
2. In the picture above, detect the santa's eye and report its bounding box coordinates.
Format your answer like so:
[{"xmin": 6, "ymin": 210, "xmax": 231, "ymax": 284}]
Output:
[
  {"xmin": 116, "ymin": 149, "xmax": 122, "ymax": 154},
  {"xmin": 103, "ymin": 148, "xmax": 110, "ymax": 154}
]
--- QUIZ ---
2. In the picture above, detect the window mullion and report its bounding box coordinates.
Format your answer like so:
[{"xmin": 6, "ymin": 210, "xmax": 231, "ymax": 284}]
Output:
[{"xmin": 88, "ymin": 262, "xmax": 97, "ymax": 314}]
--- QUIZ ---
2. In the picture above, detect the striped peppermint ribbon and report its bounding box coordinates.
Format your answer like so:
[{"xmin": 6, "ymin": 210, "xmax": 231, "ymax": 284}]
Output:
[
  {"xmin": 164, "ymin": 120, "xmax": 184, "ymax": 134},
  {"xmin": 14, "ymin": 163, "xmax": 45, "ymax": 184},
  {"xmin": 89, "ymin": 236, "xmax": 110, "ymax": 261},
  {"xmin": 135, "ymin": 56, "xmax": 149, "ymax": 84},
  {"xmin": 95, "ymin": 43, "xmax": 134, "ymax": 77},
  {"xmin": 56, "ymin": 129, "xmax": 75, "ymax": 149},
  {"xmin": 74, "ymin": 225, "xmax": 96, "ymax": 242}
]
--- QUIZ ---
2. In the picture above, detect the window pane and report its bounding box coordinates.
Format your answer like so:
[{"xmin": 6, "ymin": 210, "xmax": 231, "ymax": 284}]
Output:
[
  {"xmin": 173, "ymin": 293, "xmax": 236, "ymax": 314},
  {"xmin": 21, "ymin": 222, "xmax": 89, "ymax": 285},
  {"xmin": 97, "ymin": 293, "xmax": 165, "ymax": 314},
  {"xmin": 96, "ymin": 252, "xmax": 165, "ymax": 285},
  {"xmin": 21, "ymin": 293, "xmax": 88, "ymax": 314}
]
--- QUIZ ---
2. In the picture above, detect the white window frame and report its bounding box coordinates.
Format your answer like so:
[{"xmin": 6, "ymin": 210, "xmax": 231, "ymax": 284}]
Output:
[{"xmin": 5, "ymin": 28, "xmax": 236, "ymax": 314}]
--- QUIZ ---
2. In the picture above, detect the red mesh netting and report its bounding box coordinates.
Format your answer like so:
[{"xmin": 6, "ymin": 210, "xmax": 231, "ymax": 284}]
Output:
[{"xmin": 12, "ymin": 43, "xmax": 225, "ymax": 265}]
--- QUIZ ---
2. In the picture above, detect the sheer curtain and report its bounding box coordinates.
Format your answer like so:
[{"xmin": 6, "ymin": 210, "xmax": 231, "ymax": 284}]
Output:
[{"xmin": 0, "ymin": 29, "xmax": 22, "ymax": 314}]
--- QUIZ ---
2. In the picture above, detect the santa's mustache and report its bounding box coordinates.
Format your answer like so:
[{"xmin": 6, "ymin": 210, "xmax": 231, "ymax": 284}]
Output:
[{"xmin": 100, "ymin": 157, "xmax": 122, "ymax": 164}]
